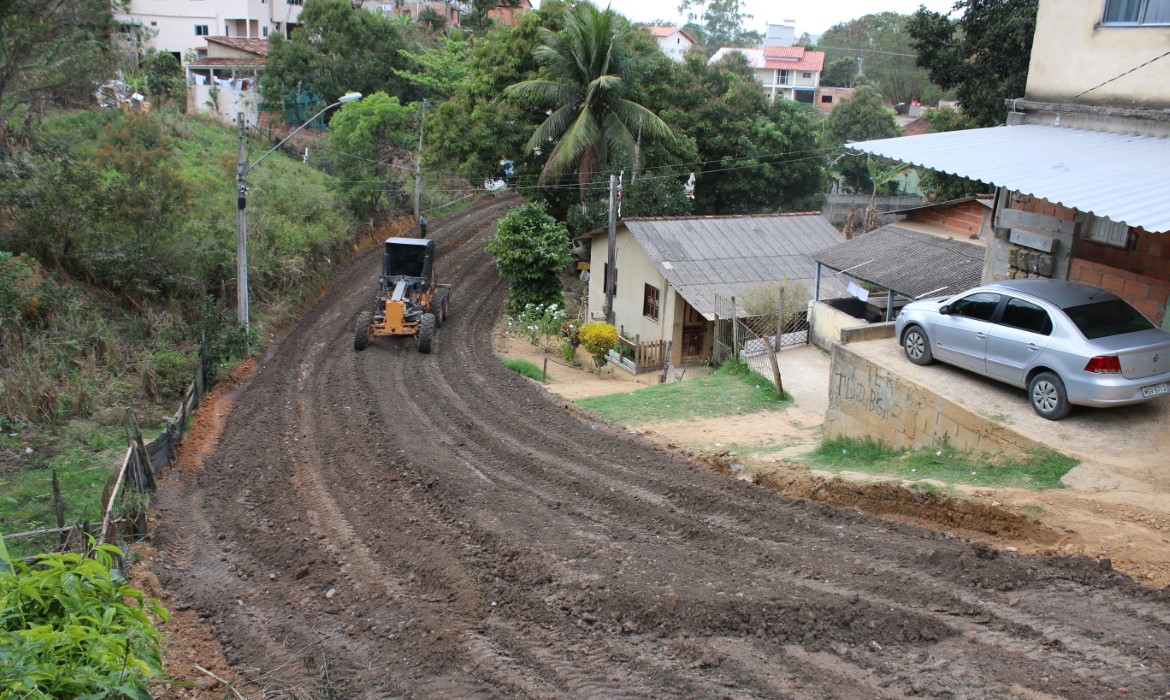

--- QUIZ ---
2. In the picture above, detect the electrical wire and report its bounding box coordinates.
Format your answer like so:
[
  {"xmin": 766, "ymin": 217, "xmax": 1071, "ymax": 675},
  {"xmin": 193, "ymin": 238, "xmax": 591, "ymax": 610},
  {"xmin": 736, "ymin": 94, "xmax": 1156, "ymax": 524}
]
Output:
[{"xmin": 1071, "ymin": 47, "xmax": 1170, "ymax": 99}]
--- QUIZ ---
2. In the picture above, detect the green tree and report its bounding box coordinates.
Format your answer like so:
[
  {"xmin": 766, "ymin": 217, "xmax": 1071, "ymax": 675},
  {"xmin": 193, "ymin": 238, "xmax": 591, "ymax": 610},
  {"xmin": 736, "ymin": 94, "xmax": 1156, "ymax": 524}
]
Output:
[
  {"xmin": 820, "ymin": 56, "xmax": 858, "ymax": 88},
  {"xmin": 486, "ymin": 203, "xmax": 572, "ymax": 311},
  {"xmin": 506, "ymin": 3, "xmax": 674, "ymax": 188},
  {"xmin": 676, "ymin": 0, "xmax": 760, "ymax": 52},
  {"xmin": 418, "ymin": 7, "xmax": 447, "ymax": 32},
  {"xmin": 425, "ymin": 3, "xmax": 566, "ymax": 183},
  {"xmin": 908, "ymin": 0, "xmax": 1038, "ymax": 127},
  {"xmin": 818, "ymin": 13, "xmax": 940, "ymax": 106},
  {"xmin": 661, "ymin": 53, "xmax": 826, "ymax": 214},
  {"xmin": 918, "ymin": 107, "xmax": 991, "ymax": 200},
  {"xmin": 824, "ymin": 85, "xmax": 899, "ymax": 193},
  {"xmin": 0, "ymin": 0, "xmax": 124, "ymax": 130},
  {"xmin": 262, "ymin": 0, "xmax": 414, "ymax": 118},
  {"xmin": 327, "ymin": 92, "xmax": 416, "ymax": 218},
  {"xmin": 393, "ymin": 36, "xmax": 471, "ymax": 101}
]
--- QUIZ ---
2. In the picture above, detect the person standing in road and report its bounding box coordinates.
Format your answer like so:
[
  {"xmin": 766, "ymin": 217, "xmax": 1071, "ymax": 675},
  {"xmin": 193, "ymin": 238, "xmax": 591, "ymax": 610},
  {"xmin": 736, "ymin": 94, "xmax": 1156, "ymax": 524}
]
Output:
[{"xmin": 419, "ymin": 213, "xmax": 428, "ymax": 237}]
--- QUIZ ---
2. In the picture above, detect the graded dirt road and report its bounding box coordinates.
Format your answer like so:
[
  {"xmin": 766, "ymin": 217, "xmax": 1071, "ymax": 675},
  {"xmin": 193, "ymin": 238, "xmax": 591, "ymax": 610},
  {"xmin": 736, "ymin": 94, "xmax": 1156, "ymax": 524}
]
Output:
[{"xmin": 150, "ymin": 197, "xmax": 1170, "ymax": 698}]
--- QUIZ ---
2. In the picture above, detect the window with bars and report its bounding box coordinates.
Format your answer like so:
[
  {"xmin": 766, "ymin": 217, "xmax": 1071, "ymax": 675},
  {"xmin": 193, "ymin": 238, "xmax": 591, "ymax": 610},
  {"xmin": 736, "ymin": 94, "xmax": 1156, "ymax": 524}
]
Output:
[
  {"xmin": 195, "ymin": 24, "xmax": 209, "ymax": 35},
  {"xmin": 1102, "ymin": 0, "xmax": 1170, "ymax": 25},
  {"xmin": 643, "ymin": 284, "xmax": 660, "ymax": 321}
]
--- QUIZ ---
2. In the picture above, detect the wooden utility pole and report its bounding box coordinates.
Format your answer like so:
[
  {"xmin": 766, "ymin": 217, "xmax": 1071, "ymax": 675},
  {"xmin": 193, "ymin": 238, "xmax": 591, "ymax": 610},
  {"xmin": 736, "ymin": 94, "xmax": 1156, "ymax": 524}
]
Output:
[{"xmin": 414, "ymin": 100, "xmax": 427, "ymax": 220}]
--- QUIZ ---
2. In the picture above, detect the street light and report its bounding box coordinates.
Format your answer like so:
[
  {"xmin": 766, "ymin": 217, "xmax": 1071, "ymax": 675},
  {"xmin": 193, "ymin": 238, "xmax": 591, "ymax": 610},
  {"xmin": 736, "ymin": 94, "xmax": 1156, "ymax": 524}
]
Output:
[{"xmin": 234, "ymin": 91, "xmax": 363, "ymax": 330}]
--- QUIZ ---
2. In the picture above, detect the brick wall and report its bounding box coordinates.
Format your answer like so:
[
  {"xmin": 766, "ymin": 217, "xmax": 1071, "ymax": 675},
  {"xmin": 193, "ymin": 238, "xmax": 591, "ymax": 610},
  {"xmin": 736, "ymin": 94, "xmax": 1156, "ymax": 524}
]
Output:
[
  {"xmin": 1012, "ymin": 195, "xmax": 1078, "ymax": 222},
  {"xmin": 1068, "ymin": 257, "xmax": 1169, "ymax": 324},
  {"xmin": 905, "ymin": 200, "xmax": 989, "ymax": 238}
]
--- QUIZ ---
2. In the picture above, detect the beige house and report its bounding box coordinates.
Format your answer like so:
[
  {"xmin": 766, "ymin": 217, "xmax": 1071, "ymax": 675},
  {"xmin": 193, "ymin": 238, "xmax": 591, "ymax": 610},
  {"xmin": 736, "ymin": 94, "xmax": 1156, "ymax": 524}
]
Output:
[{"xmin": 580, "ymin": 215, "xmax": 845, "ymax": 368}]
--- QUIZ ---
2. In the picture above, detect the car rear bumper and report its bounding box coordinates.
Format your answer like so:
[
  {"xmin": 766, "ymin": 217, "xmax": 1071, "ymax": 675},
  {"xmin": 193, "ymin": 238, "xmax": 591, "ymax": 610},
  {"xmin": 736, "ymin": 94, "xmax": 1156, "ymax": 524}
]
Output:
[{"xmin": 1066, "ymin": 371, "xmax": 1170, "ymax": 407}]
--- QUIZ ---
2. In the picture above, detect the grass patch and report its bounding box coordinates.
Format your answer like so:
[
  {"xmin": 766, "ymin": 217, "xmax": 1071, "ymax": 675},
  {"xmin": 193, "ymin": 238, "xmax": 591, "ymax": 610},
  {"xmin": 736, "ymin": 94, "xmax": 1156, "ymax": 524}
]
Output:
[
  {"xmin": 576, "ymin": 360, "xmax": 790, "ymax": 424},
  {"xmin": 500, "ymin": 356, "xmax": 547, "ymax": 382},
  {"xmin": 1, "ymin": 423, "xmax": 127, "ymax": 558},
  {"xmin": 806, "ymin": 436, "xmax": 1077, "ymax": 490}
]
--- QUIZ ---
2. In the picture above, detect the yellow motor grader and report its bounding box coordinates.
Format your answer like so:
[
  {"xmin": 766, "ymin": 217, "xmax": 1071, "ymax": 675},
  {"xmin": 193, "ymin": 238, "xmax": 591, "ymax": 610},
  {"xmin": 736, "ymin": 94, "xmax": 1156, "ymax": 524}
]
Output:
[{"xmin": 353, "ymin": 237, "xmax": 450, "ymax": 354}]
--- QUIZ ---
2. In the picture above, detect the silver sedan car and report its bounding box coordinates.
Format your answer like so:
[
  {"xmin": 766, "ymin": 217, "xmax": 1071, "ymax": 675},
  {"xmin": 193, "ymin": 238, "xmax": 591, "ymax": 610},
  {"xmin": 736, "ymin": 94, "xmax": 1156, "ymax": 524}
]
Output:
[{"xmin": 894, "ymin": 279, "xmax": 1170, "ymax": 420}]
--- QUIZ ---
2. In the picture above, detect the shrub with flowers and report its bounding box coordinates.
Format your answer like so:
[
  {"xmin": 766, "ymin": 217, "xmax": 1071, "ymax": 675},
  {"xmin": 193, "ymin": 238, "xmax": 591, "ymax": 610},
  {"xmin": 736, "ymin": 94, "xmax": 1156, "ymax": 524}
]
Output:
[
  {"xmin": 509, "ymin": 302, "xmax": 568, "ymax": 353},
  {"xmin": 578, "ymin": 322, "xmax": 618, "ymax": 367}
]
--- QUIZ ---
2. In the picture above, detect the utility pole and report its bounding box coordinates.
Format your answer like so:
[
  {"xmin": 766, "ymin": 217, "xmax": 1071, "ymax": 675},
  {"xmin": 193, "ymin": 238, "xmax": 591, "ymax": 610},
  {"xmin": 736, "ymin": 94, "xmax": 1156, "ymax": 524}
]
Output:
[
  {"xmin": 236, "ymin": 112, "xmax": 250, "ymax": 330},
  {"xmin": 604, "ymin": 174, "xmax": 617, "ymax": 325},
  {"xmin": 414, "ymin": 100, "xmax": 427, "ymax": 220}
]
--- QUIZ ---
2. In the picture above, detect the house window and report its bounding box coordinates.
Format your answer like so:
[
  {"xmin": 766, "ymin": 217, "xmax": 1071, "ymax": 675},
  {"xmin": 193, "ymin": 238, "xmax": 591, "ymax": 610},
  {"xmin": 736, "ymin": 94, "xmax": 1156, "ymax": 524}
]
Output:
[
  {"xmin": 643, "ymin": 284, "xmax": 660, "ymax": 321},
  {"xmin": 1083, "ymin": 215, "xmax": 1131, "ymax": 248},
  {"xmin": 778, "ymin": 69, "xmax": 789, "ymax": 85},
  {"xmin": 1102, "ymin": 0, "xmax": 1170, "ymax": 24},
  {"xmin": 262, "ymin": 26, "xmax": 268, "ymax": 36},
  {"xmin": 802, "ymin": 72, "xmax": 812, "ymax": 78},
  {"xmin": 821, "ymin": 95, "xmax": 833, "ymax": 103},
  {"xmin": 195, "ymin": 24, "xmax": 209, "ymax": 35}
]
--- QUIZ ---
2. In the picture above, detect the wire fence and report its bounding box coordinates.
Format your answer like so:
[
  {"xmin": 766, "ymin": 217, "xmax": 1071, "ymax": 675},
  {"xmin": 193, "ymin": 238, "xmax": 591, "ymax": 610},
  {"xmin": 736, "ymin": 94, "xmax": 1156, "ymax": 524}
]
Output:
[
  {"xmin": 712, "ymin": 293, "xmax": 810, "ymax": 397},
  {"xmin": 2, "ymin": 351, "xmax": 214, "ymax": 564}
]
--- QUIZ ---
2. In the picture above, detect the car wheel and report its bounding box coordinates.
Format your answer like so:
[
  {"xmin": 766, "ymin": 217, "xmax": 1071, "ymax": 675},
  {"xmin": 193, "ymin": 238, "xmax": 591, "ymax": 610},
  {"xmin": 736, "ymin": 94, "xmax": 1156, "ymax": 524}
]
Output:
[
  {"xmin": 1028, "ymin": 371, "xmax": 1071, "ymax": 420},
  {"xmin": 902, "ymin": 325, "xmax": 933, "ymax": 366}
]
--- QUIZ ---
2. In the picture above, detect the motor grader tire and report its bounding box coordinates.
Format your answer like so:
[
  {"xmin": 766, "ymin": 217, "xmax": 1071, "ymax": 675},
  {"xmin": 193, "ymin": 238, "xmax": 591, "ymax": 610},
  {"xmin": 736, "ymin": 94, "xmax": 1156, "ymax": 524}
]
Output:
[
  {"xmin": 418, "ymin": 313, "xmax": 436, "ymax": 354},
  {"xmin": 434, "ymin": 291, "xmax": 449, "ymax": 328},
  {"xmin": 354, "ymin": 311, "xmax": 372, "ymax": 351}
]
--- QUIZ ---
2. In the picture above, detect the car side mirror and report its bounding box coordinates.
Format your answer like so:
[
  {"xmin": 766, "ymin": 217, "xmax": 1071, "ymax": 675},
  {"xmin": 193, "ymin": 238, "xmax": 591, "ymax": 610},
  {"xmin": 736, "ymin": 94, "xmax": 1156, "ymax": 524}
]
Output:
[{"xmin": 938, "ymin": 305, "xmax": 950, "ymax": 315}]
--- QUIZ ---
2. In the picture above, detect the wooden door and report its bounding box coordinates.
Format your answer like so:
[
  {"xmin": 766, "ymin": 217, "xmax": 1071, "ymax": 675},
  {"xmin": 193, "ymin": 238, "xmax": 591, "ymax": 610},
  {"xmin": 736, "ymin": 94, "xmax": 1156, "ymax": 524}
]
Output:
[{"xmin": 682, "ymin": 301, "xmax": 705, "ymax": 358}]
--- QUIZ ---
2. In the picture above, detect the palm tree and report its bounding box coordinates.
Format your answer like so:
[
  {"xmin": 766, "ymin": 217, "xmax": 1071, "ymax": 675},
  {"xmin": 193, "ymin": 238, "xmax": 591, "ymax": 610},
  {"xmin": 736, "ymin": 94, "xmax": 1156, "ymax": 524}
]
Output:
[{"xmin": 505, "ymin": 3, "xmax": 673, "ymax": 188}]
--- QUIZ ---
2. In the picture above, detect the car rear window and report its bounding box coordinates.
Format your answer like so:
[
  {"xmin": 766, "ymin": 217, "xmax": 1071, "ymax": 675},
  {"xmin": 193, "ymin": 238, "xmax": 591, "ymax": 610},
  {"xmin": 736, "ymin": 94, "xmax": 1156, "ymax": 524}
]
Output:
[{"xmin": 1063, "ymin": 299, "xmax": 1154, "ymax": 339}]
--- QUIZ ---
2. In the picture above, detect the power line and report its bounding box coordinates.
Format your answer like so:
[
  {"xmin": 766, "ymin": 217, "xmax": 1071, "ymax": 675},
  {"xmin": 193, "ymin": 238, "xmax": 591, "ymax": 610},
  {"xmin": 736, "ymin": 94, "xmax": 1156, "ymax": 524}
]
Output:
[{"xmin": 1071, "ymin": 47, "xmax": 1170, "ymax": 100}]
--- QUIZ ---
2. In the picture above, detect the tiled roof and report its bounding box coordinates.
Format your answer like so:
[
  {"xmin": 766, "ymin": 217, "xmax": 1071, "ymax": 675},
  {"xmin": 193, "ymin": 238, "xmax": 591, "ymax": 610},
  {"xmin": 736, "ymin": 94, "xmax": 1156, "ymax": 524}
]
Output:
[
  {"xmin": 763, "ymin": 48, "xmax": 824, "ymax": 73},
  {"xmin": 186, "ymin": 57, "xmax": 265, "ymax": 67},
  {"xmin": 812, "ymin": 225, "xmax": 984, "ymax": 300},
  {"xmin": 205, "ymin": 36, "xmax": 270, "ymax": 56},
  {"xmin": 602, "ymin": 214, "xmax": 847, "ymax": 320},
  {"xmin": 762, "ymin": 45, "xmax": 805, "ymax": 59},
  {"xmin": 648, "ymin": 26, "xmax": 678, "ymax": 37}
]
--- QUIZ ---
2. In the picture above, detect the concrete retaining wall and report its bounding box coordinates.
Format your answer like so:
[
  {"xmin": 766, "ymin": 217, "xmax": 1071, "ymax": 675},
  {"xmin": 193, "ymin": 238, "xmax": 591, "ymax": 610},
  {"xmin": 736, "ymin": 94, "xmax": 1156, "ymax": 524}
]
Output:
[{"xmin": 825, "ymin": 344, "xmax": 1047, "ymax": 456}]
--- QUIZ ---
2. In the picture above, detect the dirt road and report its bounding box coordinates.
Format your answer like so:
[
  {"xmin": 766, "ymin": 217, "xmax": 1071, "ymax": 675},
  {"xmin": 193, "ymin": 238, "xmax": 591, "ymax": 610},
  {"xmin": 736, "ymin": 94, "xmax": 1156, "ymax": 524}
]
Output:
[{"xmin": 150, "ymin": 197, "xmax": 1170, "ymax": 698}]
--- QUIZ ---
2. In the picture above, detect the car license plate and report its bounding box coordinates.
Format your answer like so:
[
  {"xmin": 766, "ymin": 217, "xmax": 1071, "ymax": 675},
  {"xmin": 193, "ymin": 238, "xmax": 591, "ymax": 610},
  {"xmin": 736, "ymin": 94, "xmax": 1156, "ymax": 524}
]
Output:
[{"xmin": 1142, "ymin": 382, "xmax": 1168, "ymax": 398}]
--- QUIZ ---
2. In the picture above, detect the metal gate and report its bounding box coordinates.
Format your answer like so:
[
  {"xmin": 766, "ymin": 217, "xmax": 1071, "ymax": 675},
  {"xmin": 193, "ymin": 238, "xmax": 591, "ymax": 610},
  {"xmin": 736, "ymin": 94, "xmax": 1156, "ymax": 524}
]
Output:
[{"xmin": 712, "ymin": 292, "xmax": 809, "ymax": 393}]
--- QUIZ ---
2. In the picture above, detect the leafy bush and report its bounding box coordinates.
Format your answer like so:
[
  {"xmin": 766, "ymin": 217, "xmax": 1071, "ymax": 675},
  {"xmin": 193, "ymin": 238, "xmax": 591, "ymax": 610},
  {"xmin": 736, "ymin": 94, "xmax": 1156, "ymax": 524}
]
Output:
[
  {"xmin": 0, "ymin": 542, "xmax": 169, "ymax": 697},
  {"xmin": 509, "ymin": 302, "xmax": 567, "ymax": 352},
  {"xmin": 147, "ymin": 351, "xmax": 194, "ymax": 400},
  {"xmin": 578, "ymin": 322, "xmax": 617, "ymax": 367},
  {"xmin": 485, "ymin": 203, "xmax": 572, "ymax": 312}
]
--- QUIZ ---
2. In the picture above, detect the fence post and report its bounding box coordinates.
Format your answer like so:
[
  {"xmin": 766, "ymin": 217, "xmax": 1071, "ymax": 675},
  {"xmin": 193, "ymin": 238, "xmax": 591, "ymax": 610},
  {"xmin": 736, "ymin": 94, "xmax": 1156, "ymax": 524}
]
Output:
[
  {"xmin": 731, "ymin": 296, "xmax": 739, "ymax": 361},
  {"xmin": 52, "ymin": 471, "xmax": 66, "ymax": 549}
]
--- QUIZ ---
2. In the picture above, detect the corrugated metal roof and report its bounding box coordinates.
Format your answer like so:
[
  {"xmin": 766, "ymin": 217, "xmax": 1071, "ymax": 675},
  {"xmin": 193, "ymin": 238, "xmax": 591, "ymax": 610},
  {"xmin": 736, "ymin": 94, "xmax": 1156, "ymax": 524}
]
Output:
[
  {"xmin": 812, "ymin": 225, "xmax": 984, "ymax": 300},
  {"xmin": 622, "ymin": 214, "xmax": 847, "ymax": 320},
  {"xmin": 848, "ymin": 125, "xmax": 1170, "ymax": 233}
]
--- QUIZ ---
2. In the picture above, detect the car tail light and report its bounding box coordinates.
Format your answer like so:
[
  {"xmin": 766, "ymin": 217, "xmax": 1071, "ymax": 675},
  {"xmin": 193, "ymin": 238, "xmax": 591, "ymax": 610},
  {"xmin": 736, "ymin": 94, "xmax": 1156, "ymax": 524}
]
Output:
[{"xmin": 1084, "ymin": 355, "xmax": 1122, "ymax": 374}]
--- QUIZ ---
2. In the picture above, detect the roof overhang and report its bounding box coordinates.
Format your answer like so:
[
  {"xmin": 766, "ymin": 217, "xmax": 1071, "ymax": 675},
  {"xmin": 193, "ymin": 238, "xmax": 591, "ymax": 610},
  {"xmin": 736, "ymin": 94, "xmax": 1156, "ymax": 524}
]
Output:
[{"xmin": 848, "ymin": 125, "xmax": 1170, "ymax": 233}]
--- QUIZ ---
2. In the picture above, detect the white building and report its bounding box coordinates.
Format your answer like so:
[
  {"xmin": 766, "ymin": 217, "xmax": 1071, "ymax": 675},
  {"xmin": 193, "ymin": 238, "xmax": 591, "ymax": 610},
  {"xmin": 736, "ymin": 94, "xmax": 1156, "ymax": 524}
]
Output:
[
  {"xmin": 185, "ymin": 36, "xmax": 267, "ymax": 124},
  {"xmin": 118, "ymin": 0, "xmax": 304, "ymax": 60},
  {"xmin": 761, "ymin": 21, "xmax": 796, "ymax": 48},
  {"xmin": 645, "ymin": 26, "xmax": 699, "ymax": 63},
  {"xmin": 709, "ymin": 45, "xmax": 825, "ymax": 106}
]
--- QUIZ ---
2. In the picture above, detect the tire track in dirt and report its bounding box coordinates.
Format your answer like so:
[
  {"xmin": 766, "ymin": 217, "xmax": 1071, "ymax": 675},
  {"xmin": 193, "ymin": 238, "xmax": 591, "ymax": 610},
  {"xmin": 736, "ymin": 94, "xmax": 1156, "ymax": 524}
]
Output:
[{"xmin": 151, "ymin": 196, "xmax": 1170, "ymax": 699}]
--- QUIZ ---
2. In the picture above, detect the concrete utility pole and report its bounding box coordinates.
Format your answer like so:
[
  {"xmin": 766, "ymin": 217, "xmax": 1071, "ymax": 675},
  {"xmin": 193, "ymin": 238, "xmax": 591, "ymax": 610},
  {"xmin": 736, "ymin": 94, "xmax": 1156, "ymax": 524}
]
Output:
[
  {"xmin": 414, "ymin": 100, "xmax": 427, "ymax": 220},
  {"xmin": 235, "ymin": 93, "xmax": 363, "ymax": 331},
  {"xmin": 604, "ymin": 174, "xmax": 618, "ymax": 325}
]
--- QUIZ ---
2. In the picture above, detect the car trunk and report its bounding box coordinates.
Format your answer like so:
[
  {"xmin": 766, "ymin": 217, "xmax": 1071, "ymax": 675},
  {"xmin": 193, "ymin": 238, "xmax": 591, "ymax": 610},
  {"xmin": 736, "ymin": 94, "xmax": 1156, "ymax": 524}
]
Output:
[{"xmin": 1093, "ymin": 329, "xmax": 1170, "ymax": 379}]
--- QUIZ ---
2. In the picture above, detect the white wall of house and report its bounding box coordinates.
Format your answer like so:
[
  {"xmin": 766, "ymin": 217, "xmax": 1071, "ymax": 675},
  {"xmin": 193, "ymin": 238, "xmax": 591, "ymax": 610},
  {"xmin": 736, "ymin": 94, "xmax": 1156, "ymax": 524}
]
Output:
[
  {"xmin": 120, "ymin": 0, "xmax": 303, "ymax": 56},
  {"xmin": 586, "ymin": 229, "xmax": 673, "ymax": 345},
  {"xmin": 188, "ymin": 80, "xmax": 261, "ymax": 124},
  {"xmin": 1026, "ymin": 0, "xmax": 1170, "ymax": 108},
  {"xmin": 656, "ymin": 32, "xmax": 694, "ymax": 62}
]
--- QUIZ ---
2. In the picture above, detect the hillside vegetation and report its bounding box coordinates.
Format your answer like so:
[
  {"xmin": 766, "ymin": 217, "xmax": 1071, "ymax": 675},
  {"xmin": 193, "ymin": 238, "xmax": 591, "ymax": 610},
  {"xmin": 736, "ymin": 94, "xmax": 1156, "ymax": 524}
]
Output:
[{"xmin": 0, "ymin": 108, "xmax": 362, "ymax": 536}]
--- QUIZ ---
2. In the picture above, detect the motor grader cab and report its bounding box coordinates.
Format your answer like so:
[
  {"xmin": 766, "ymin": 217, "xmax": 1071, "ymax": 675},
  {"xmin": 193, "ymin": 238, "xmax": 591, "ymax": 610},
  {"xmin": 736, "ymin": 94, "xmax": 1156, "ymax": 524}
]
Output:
[{"xmin": 353, "ymin": 237, "xmax": 450, "ymax": 353}]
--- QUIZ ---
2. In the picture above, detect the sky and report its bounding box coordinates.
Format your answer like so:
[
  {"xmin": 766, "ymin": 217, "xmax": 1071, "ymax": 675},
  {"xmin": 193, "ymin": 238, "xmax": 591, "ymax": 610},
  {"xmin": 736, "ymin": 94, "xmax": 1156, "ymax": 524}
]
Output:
[{"xmin": 534, "ymin": 0, "xmax": 959, "ymax": 38}]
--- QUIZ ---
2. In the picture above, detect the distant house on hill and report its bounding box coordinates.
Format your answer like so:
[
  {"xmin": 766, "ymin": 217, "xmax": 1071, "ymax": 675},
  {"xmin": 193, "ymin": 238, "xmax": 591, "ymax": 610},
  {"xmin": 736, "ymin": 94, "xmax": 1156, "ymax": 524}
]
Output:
[
  {"xmin": 644, "ymin": 26, "xmax": 699, "ymax": 63},
  {"xmin": 185, "ymin": 36, "xmax": 268, "ymax": 124},
  {"xmin": 487, "ymin": 0, "xmax": 532, "ymax": 26},
  {"xmin": 709, "ymin": 44, "xmax": 839, "ymax": 109}
]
